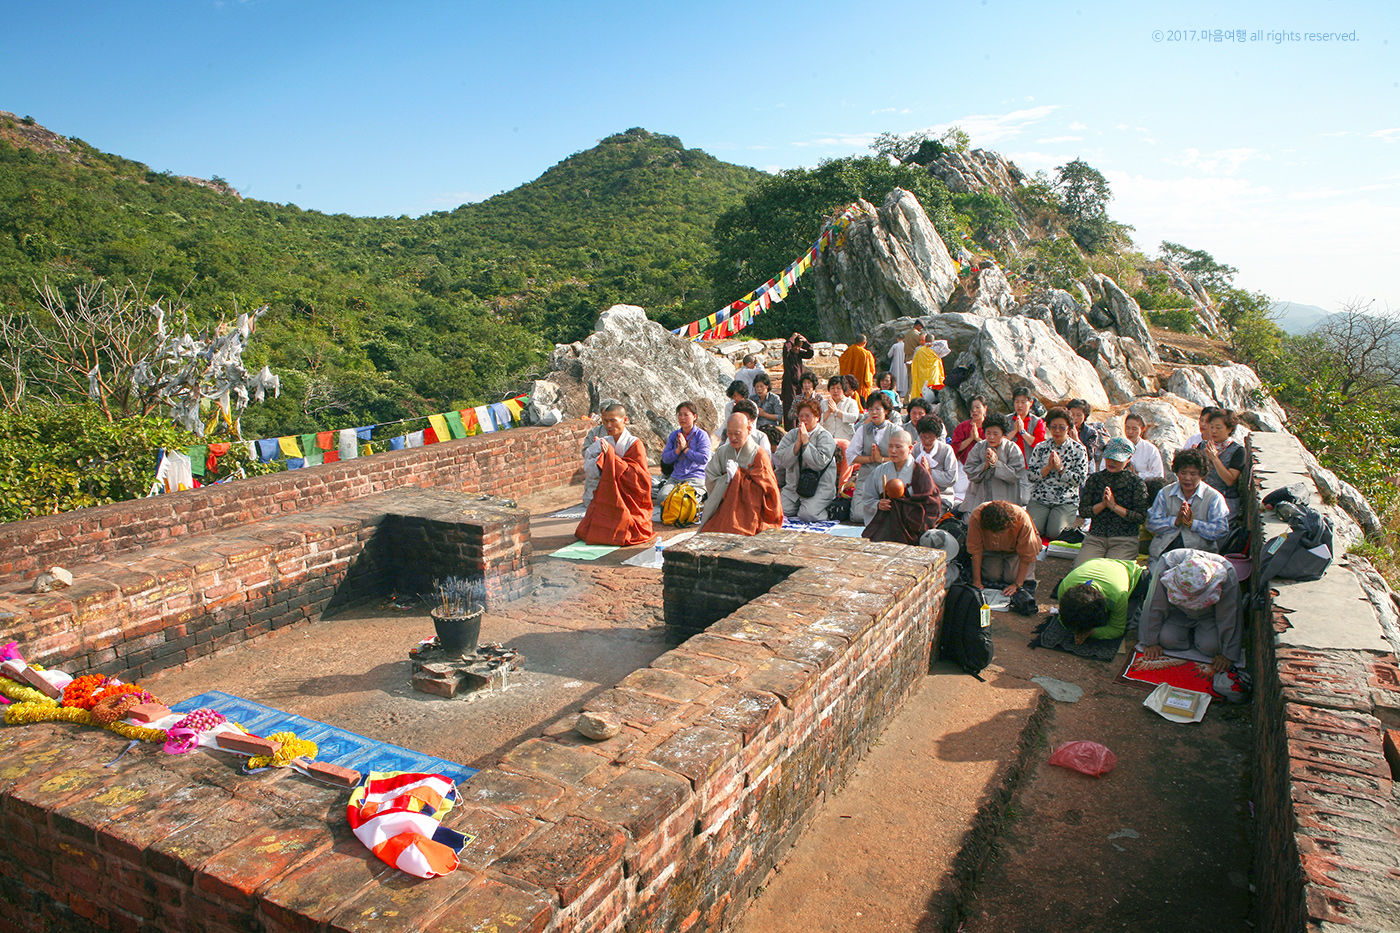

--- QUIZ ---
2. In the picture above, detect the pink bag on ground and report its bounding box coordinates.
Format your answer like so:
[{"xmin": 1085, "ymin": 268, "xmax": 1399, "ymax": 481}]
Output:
[{"xmin": 1049, "ymin": 740, "xmax": 1118, "ymax": 777}]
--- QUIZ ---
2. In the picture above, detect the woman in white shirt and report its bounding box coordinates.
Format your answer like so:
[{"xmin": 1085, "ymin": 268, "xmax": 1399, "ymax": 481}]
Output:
[
  {"xmin": 822, "ymin": 375, "xmax": 861, "ymax": 487},
  {"xmin": 1123, "ymin": 413, "xmax": 1164, "ymax": 480}
]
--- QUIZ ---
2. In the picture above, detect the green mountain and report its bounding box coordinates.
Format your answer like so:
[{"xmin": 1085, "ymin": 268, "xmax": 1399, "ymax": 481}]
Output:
[{"xmin": 0, "ymin": 117, "xmax": 763, "ymax": 436}]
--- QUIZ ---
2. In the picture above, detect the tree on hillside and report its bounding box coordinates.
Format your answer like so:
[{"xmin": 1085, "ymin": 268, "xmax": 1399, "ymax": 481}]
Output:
[
  {"xmin": 1158, "ymin": 241, "xmax": 1238, "ymax": 293},
  {"xmin": 872, "ymin": 127, "xmax": 971, "ymax": 165},
  {"xmin": 1308, "ymin": 301, "xmax": 1400, "ymax": 400},
  {"xmin": 710, "ymin": 156, "xmax": 959, "ymax": 339},
  {"xmin": 1054, "ymin": 159, "xmax": 1114, "ymax": 252}
]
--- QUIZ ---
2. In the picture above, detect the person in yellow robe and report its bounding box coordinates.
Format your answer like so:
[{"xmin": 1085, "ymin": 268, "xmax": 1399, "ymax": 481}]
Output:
[
  {"xmin": 909, "ymin": 334, "xmax": 946, "ymax": 401},
  {"xmin": 838, "ymin": 334, "xmax": 876, "ymax": 403},
  {"xmin": 574, "ymin": 404, "xmax": 655, "ymax": 547}
]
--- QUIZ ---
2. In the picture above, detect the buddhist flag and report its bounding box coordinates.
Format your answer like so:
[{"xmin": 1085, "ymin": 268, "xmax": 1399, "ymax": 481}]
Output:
[
  {"xmin": 461, "ymin": 408, "xmax": 480, "ymax": 435},
  {"xmin": 503, "ymin": 398, "xmax": 524, "ymax": 422},
  {"xmin": 474, "ymin": 405, "xmax": 494, "ymax": 433},
  {"xmin": 188, "ymin": 446, "xmax": 208, "ymax": 477},
  {"xmin": 316, "ymin": 431, "xmax": 335, "ymax": 451},
  {"xmin": 278, "ymin": 436, "xmax": 303, "ymax": 458},
  {"xmin": 428, "ymin": 413, "xmax": 451, "ymax": 443},
  {"xmin": 301, "ymin": 434, "xmax": 318, "ymax": 461},
  {"xmin": 444, "ymin": 410, "xmax": 467, "ymax": 439}
]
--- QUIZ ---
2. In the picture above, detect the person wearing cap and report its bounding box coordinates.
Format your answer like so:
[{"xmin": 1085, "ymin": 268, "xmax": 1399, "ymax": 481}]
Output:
[
  {"xmin": 1139, "ymin": 549, "xmax": 1242, "ymax": 674},
  {"xmin": 1075, "ymin": 436, "xmax": 1152, "ymax": 566}
]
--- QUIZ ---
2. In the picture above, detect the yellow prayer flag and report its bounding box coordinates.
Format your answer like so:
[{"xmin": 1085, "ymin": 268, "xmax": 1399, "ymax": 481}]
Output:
[
  {"xmin": 428, "ymin": 413, "xmax": 450, "ymax": 443},
  {"xmin": 278, "ymin": 436, "xmax": 303, "ymax": 458}
]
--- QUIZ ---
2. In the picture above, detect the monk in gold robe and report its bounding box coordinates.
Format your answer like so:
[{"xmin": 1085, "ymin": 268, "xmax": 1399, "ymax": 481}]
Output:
[
  {"xmin": 838, "ymin": 333, "xmax": 876, "ymax": 403},
  {"xmin": 575, "ymin": 404, "xmax": 655, "ymax": 547},
  {"xmin": 909, "ymin": 334, "xmax": 945, "ymax": 400},
  {"xmin": 701, "ymin": 412, "xmax": 783, "ymax": 536}
]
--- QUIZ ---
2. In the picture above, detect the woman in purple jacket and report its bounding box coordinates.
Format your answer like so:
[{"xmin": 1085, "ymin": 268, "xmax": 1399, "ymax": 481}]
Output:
[{"xmin": 660, "ymin": 401, "xmax": 711, "ymax": 499}]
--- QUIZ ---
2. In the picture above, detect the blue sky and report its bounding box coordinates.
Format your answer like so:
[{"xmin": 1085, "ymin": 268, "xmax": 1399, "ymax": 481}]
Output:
[{"xmin": 3, "ymin": 0, "xmax": 1396, "ymax": 312}]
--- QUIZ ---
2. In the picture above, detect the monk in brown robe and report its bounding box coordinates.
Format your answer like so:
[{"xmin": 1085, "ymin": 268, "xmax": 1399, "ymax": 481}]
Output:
[
  {"xmin": 701, "ymin": 412, "xmax": 783, "ymax": 536},
  {"xmin": 838, "ymin": 333, "xmax": 876, "ymax": 403},
  {"xmin": 862, "ymin": 428, "xmax": 942, "ymax": 545},
  {"xmin": 575, "ymin": 404, "xmax": 655, "ymax": 547}
]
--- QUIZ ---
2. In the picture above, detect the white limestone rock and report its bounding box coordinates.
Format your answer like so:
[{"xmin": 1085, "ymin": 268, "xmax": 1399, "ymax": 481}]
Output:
[
  {"xmin": 546, "ymin": 305, "xmax": 734, "ymax": 456},
  {"xmin": 1166, "ymin": 364, "xmax": 1287, "ymax": 431},
  {"xmin": 953, "ymin": 316, "xmax": 1109, "ymax": 411},
  {"xmin": 808, "ymin": 189, "xmax": 959, "ymax": 341},
  {"xmin": 945, "ymin": 264, "xmax": 1018, "ymax": 318}
]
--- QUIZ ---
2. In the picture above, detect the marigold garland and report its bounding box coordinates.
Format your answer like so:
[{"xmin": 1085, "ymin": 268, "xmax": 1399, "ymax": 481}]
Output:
[
  {"xmin": 4, "ymin": 701, "xmax": 166, "ymax": 744},
  {"xmin": 61, "ymin": 675, "xmax": 111, "ymax": 710},
  {"xmin": 246, "ymin": 731, "xmax": 318, "ymax": 770}
]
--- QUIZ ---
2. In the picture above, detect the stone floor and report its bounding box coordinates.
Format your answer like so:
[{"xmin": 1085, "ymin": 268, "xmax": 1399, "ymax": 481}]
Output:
[
  {"xmin": 735, "ymin": 554, "xmax": 1254, "ymax": 933},
  {"xmin": 144, "ymin": 491, "xmax": 687, "ymax": 769}
]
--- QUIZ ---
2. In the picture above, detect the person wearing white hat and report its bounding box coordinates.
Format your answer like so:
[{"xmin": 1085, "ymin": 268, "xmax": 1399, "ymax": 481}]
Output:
[{"xmin": 1139, "ymin": 549, "xmax": 1242, "ymax": 674}]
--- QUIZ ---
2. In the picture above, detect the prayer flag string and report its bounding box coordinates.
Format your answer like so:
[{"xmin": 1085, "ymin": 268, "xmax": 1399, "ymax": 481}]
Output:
[{"xmin": 671, "ymin": 205, "xmax": 858, "ymax": 342}]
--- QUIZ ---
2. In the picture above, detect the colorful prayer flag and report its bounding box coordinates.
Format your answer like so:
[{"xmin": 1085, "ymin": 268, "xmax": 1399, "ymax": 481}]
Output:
[
  {"xmin": 428, "ymin": 413, "xmax": 450, "ymax": 443},
  {"xmin": 278, "ymin": 436, "xmax": 303, "ymax": 458},
  {"xmin": 444, "ymin": 410, "xmax": 467, "ymax": 439}
]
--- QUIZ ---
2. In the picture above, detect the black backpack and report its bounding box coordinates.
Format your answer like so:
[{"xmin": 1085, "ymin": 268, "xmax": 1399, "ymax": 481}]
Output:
[
  {"xmin": 1258, "ymin": 504, "xmax": 1334, "ymax": 586},
  {"xmin": 938, "ymin": 582, "xmax": 994, "ymax": 679}
]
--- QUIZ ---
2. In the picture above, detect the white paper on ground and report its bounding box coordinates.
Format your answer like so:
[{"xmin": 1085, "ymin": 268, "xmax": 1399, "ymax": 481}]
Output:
[{"xmin": 1143, "ymin": 682, "xmax": 1211, "ymax": 723}]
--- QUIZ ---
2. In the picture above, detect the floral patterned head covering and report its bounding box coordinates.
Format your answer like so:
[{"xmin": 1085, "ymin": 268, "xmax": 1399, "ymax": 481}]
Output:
[{"xmin": 1162, "ymin": 551, "xmax": 1231, "ymax": 611}]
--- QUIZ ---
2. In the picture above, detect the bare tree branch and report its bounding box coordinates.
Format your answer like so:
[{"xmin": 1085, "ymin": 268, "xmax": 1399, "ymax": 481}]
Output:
[{"xmin": 1314, "ymin": 300, "xmax": 1400, "ymax": 399}]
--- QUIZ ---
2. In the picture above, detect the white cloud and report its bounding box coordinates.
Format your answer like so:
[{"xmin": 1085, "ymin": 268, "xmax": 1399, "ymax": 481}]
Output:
[
  {"xmin": 1370, "ymin": 128, "xmax": 1400, "ymax": 142},
  {"xmin": 1036, "ymin": 135, "xmax": 1082, "ymax": 144},
  {"xmin": 1069, "ymin": 121, "xmax": 1087, "ymax": 131},
  {"xmin": 871, "ymin": 107, "xmax": 912, "ymax": 115},
  {"xmin": 1164, "ymin": 147, "xmax": 1264, "ymax": 175},
  {"xmin": 1107, "ymin": 169, "xmax": 1399, "ymax": 309}
]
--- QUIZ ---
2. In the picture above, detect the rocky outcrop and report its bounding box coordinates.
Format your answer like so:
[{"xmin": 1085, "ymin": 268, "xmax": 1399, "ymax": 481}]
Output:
[
  {"xmin": 1013, "ymin": 288, "xmax": 1158, "ymax": 404},
  {"xmin": 944, "ymin": 264, "xmax": 1018, "ymax": 317},
  {"xmin": 1159, "ymin": 261, "xmax": 1226, "ymax": 335},
  {"xmin": 1089, "ymin": 274, "xmax": 1157, "ymax": 359},
  {"xmin": 1081, "ymin": 333, "xmax": 1160, "ymax": 404},
  {"xmin": 924, "ymin": 149, "xmax": 1037, "ymax": 251},
  {"xmin": 541, "ymin": 305, "xmax": 734, "ymax": 453},
  {"xmin": 808, "ymin": 189, "xmax": 959, "ymax": 341},
  {"xmin": 1166, "ymin": 364, "xmax": 1287, "ymax": 431},
  {"xmin": 953, "ymin": 316, "xmax": 1108, "ymax": 412}
]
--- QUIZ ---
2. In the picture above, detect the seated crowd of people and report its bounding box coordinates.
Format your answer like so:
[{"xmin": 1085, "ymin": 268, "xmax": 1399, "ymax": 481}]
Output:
[{"xmin": 571, "ymin": 332, "xmax": 1251, "ymax": 672}]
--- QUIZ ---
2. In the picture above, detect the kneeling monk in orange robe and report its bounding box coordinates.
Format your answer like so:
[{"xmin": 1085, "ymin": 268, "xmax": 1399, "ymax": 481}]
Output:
[
  {"xmin": 701, "ymin": 411, "xmax": 783, "ymax": 536},
  {"xmin": 575, "ymin": 404, "xmax": 655, "ymax": 546}
]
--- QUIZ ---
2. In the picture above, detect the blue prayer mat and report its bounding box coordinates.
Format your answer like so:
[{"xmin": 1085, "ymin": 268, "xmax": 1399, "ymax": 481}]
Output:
[{"xmin": 170, "ymin": 690, "xmax": 477, "ymax": 785}]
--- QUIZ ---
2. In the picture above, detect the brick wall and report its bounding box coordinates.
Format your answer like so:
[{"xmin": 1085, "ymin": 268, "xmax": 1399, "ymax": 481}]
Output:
[
  {"xmin": 1247, "ymin": 436, "xmax": 1400, "ymax": 931},
  {"xmin": 0, "ymin": 421, "xmax": 590, "ymax": 586},
  {"xmin": 0, "ymin": 530, "xmax": 945, "ymax": 933},
  {"xmin": 0, "ymin": 490, "xmax": 534, "ymax": 681}
]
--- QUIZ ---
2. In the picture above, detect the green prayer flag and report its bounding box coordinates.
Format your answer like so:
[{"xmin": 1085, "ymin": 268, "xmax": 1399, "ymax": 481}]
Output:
[
  {"xmin": 444, "ymin": 410, "xmax": 467, "ymax": 439},
  {"xmin": 188, "ymin": 446, "xmax": 207, "ymax": 477},
  {"xmin": 304, "ymin": 452, "xmax": 324, "ymax": 467},
  {"xmin": 300, "ymin": 433, "xmax": 318, "ymax": 461}
]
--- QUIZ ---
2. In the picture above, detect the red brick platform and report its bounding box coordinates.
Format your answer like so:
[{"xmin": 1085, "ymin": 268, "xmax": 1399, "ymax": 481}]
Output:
[{"xmin": 0, "ymin": 531, "xmax": 945, "ymax": 932}]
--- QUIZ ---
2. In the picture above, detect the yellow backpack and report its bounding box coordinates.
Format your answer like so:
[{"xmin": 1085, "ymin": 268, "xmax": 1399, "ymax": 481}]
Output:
[{"xmin": 662, "ymin": 483, "xmax": 699, "ymax": 526}]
